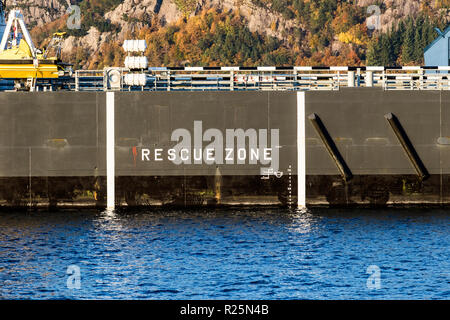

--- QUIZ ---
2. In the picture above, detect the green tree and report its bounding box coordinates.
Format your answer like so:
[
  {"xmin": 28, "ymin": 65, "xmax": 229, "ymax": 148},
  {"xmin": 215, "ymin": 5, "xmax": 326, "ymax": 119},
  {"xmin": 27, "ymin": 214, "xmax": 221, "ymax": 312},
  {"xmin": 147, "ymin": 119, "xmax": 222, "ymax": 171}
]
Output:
[
  {"xmin": 379, "ymin": 34, "xmax": 393, "ymax": 66},
  {"xmin": 366, "ymin": 38, "xmax": 381, "ymax": 65},
  {"xmin": 401, "ymin": 18, "xmax": 415, "ymax": 64},
  {"xmin": 413, "ymin": 25, "xmax": 423, "ymax": 63}
]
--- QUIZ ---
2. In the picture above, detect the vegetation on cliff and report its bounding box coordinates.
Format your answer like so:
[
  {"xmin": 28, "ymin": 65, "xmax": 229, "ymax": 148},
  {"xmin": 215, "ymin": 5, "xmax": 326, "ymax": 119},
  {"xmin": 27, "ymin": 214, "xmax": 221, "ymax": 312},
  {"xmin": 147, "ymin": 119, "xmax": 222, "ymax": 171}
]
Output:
[{"xmin": 23, "ymin": 0, "xmax": 450, "ymax": 68}]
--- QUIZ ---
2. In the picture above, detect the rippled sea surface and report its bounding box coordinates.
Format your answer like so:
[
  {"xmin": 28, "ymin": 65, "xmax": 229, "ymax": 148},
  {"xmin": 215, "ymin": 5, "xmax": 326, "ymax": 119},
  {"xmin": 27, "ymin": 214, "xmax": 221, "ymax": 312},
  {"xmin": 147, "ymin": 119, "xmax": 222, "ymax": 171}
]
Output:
[{"xmin": 0, "ymin": 207, "xmax": 449, "ymax": 299}]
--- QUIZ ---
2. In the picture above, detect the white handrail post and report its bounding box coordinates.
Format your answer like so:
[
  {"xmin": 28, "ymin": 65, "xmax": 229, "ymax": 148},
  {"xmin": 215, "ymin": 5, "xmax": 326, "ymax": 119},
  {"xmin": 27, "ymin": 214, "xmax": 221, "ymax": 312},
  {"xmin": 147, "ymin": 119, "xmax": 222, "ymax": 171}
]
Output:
[
  {"xmin": 347, "ymin": 71, "xmax": 355, "ymax": 87},
  {"xmin": 366, "ymin": 71, "xmax": 373, "ymax": 87}
]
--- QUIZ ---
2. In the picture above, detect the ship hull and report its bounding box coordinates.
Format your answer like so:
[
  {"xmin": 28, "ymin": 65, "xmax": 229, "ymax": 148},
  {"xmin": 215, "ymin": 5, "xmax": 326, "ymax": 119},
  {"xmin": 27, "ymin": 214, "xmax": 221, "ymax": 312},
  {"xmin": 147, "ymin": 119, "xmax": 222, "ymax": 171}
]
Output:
[{"xmin": 0, "ymin": 89, "xmax": 449, "ymax": 208}]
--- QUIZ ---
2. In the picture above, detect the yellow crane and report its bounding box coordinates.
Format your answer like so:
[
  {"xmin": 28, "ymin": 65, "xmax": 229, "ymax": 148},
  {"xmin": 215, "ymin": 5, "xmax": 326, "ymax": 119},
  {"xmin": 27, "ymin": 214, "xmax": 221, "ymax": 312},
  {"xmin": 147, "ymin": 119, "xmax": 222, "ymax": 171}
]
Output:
[{"xmin": 0, "ymin": 1, "xmax": 68, "ymax": 89}]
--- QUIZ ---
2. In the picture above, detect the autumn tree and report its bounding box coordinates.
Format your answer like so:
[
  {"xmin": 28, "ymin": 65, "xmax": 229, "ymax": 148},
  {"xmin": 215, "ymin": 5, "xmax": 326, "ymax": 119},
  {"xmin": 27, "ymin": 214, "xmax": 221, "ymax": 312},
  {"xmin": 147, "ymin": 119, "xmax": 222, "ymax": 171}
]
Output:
[{"xmin": 174, "ymin": 0, "xmax": 198, "ymax": 19}]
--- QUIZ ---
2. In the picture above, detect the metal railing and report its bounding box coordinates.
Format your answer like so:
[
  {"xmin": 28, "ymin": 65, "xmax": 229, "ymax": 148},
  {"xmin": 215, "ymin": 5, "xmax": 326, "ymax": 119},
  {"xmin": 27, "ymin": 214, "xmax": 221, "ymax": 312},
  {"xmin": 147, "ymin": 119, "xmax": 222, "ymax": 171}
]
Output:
[
  {"xmin": 75, "ymin": 70, "xmax": 104, "ymax": 91},
  {"xmin": 65, "ymin": 66, "xmax": 450, "ymax": 92}
]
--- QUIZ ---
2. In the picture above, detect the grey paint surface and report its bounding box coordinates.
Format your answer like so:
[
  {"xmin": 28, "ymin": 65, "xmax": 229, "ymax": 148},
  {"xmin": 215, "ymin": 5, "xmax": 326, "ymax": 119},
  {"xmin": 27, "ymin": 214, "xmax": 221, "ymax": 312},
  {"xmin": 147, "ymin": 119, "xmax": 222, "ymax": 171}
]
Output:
[
  {"xmin": 114, "ymin": 92, "xmax": 297, "ymax": 176},
  {"xmin": 0, "ymin": 92, "xmax": 106, "ymax": 177},
  {"xmin": 0, "ymin": 89, "xmax": 450, "ymax": 206},
  {"xmin": 305, "ymin": 88, "xmax": 450, "ymax": 175},
  {"xmin": 0, "ymin": 89, "xmax": 449, "ymax": 178}
]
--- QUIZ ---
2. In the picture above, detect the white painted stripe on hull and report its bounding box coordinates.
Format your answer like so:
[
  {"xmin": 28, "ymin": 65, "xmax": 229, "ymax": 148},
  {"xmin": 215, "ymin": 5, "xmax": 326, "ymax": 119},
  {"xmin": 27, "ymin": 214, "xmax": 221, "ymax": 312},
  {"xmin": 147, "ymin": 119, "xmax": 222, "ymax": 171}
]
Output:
[
  {"xmin": 106, "ymin": 91, "xmax": 115, "ymax": 210},
  {"xmin": 297, "ymin": 91, "xmax": 306, "ymax": 209}
]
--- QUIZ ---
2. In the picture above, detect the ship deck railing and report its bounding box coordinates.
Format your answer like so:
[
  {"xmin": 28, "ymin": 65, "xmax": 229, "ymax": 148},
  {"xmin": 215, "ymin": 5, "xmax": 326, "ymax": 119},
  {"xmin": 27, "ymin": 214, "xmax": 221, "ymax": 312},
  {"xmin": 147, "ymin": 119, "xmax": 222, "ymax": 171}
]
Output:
[{"xmin": 3, "ymin": 66, "xmax": 450, "ymax": 92}]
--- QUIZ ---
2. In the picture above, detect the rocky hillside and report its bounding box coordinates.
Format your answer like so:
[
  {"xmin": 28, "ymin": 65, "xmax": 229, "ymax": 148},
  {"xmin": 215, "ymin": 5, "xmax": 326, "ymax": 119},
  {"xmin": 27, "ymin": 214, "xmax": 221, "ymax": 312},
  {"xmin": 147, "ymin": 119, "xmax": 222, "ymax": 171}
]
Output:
[{"xmin": 7, "ymin": 0, "xmax": 450, "ymax": 69}]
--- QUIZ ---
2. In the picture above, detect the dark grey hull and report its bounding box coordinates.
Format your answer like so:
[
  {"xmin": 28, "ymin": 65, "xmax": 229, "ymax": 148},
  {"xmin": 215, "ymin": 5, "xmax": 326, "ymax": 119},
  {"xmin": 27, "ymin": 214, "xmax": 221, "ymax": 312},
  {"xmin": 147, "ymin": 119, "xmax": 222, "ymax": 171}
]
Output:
[
  {"xmin": 0, "ymin": 174, "xmax": 448, "ymax": 208},
  {"xmin": 0, "ymin": 89, "xmax": 449, "ymax": 208}
]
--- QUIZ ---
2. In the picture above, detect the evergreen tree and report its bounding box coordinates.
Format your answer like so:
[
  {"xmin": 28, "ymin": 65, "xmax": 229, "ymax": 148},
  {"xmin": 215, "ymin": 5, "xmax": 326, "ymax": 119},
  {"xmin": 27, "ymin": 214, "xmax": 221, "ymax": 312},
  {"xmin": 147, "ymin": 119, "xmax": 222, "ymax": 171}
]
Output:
[
  {"xmin": 421, "ymin": 17, "xmax": 433, "ymax": 50},
  {"xmin": 401, "ymin": 18, "xmax": 415, "ymax": 64},
  {"xmin": 366, "ymin": 38, "xmax": 382, "ymax": 66},
  {"xmin": 423, "ymin": 18, "xmax": 438, "ymax": 49},
  {"xmin": 413, "ymin": 25, "xmax": 423, "ymax": 64},
  {"xmin": 380, "ymin": 34, "xmax": 393, "ymax": 66},
  {"xmin": 392, "ymin": 21, "xmax": 405, "ymax": 64}
]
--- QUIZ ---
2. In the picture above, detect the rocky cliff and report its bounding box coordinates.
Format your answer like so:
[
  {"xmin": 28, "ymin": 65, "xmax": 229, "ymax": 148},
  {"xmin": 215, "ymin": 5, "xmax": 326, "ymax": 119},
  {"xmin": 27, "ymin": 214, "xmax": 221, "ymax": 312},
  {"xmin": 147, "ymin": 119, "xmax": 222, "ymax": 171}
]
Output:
[{"xmin": 6, "ymin": 0, "xmax": 450, "ymax": 68}]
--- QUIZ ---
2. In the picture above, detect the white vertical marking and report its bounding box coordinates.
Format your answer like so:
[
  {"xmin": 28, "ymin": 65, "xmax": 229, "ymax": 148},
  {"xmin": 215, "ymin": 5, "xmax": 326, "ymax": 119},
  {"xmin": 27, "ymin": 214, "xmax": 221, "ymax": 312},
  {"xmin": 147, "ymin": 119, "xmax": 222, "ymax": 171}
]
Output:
[
  {"xmin": 297, "ymin": 91, "xmax": 306, "ymax": 209},
  {"xmin": 106, "ymin": 92, "xmax": 115, "ymax": 210}
]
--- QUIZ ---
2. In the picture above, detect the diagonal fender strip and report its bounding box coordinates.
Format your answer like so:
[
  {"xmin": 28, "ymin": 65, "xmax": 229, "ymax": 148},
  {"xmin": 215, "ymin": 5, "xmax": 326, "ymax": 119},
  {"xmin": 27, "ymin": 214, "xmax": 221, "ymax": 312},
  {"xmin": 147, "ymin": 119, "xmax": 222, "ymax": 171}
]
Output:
[
  {"xmin": 308, "ymin": 113, "xmax": 353, "ymax": 182},
  {"xmin": 385, "ymin": 113, "xmax": 430, "ymax": 181}
]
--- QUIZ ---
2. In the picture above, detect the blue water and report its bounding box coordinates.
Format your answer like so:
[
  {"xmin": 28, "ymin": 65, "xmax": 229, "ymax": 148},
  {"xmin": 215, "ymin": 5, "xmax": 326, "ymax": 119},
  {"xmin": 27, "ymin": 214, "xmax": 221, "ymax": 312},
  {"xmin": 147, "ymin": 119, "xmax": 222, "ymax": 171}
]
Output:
[{"xmin": 0, "ymin": 207, "xmax": 448, "ymax": 299}]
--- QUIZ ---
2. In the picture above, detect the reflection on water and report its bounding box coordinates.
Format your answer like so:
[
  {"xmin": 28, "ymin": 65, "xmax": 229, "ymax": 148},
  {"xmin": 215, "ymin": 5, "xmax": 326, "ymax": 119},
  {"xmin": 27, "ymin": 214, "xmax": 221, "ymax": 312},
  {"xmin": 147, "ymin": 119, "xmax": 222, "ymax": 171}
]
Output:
[{"xmin": 0, "ymin": 207, "xmax": 449, "ymax": 299}]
